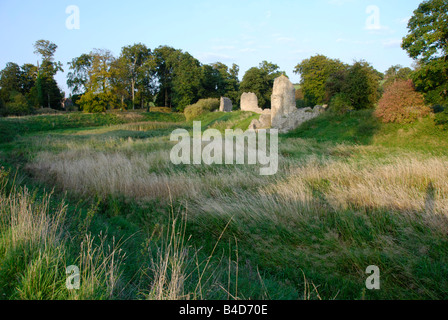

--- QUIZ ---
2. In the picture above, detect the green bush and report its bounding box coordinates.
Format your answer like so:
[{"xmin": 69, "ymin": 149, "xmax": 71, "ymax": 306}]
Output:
[
  {"xmin": 329, "ymin": 93, "xmax": 354, "ymax": 115},
  {"xmin": 424, "ymin": 88, "xmax": 448, "ymax": 106},
  {"xmin": 78, "ymin": 92, "xmax": 117, "ymax": 113},
  {"xmin": 435, "ymin": 108, "xmax": 448, "ymax": 129},
  {"xmin": 184, "ymin": 98, "xmax": 220, "ymax": 122},
  {"xmin": 0, "ymin": 98, "xmax": 4, "ymax": 116},
  {"xmin": 3, "ymin": 93, "xmax": 33, "ymax": 116},
  {"xmin": 343, "ymin": 61, "xmax": 381, "ymax": 110},
  {"xmin": 431, "ymin": 104, "xmax": 445, "ymax": 114},
  {"xmin": 296, "ymin": 99, "xmax": 307, "ymax": 109}
]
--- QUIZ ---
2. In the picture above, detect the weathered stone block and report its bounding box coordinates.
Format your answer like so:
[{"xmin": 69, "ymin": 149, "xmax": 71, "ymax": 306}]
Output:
[
  {"xmin": 241, "ymin": 92, "xmax": 264, "ymax": 114},
  {"xmin": 219, "ymin": 97, "xmax": 233, "ymax": 112}
]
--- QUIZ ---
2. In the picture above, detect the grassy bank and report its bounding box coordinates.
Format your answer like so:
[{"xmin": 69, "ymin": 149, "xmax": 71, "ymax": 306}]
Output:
[{"xmin": 0, "ymin": 110, "xmax": 447, "ymax": 300}]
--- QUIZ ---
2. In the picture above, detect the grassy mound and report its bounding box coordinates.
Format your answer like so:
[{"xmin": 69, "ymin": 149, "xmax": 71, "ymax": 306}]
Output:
[{"xmin": 1, "ymin": 110, "xmax": 448, "ymax": 300}]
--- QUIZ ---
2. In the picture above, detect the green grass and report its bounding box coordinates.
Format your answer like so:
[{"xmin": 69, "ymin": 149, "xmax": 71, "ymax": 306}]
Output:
[
  {"xmin": 0, "ymin": 109, "xmax": 448, "ymax": 300},
  {"xmin": 285, "ymin": 109, "xmax": 448, "ymax": 153},
  {"xmin": 0, "ymin": 111, "xmax": 185, "ymax": 143},
  {"xmin": 190, "ymin": 110, "xmax": 260, "ymax": 131}
]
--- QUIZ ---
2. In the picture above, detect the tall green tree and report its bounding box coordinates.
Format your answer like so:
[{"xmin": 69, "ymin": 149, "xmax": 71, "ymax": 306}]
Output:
[
  {"xmin": 402, "ymin": 0, "xmax": 448, "ymax": 104},
  {"xmin": 199, "ymin": 62, "xmax": 240, "ymax": 104},
  {"xmin": 120, "ymin": 43, "xmax": 152, "ymax": 109},
  {"xmin": 110, "ymin": 56, "xmax": 131, "ymax": 109},
  {"xmin": 343, "ymin": 61, "xmax": 381, "ymax": 110},
  {"xmin": 153, "ymin": 46, "xmax": 204, "ymax": 111},
  {"xmin": 33, "ymin": 40, "xmax": 63, "ymax": 109},
  {"xmin": 200, "ymin": 64, "xmax": 221, "ymax": 99},
  {"xmin": 412, "ymin": 59, "xmax": 448, "ymax": 104},
  {"xmin": 294, "ymin": 55, "xmax": 347, "ymax": 106},
  {"xmin": 239, "ymin": 61, "xmax": 282, "ymax": 109},
  {"xmin": 0, "ymin": 63, "xmax": 22, "ymax": 103},
  {"xmin": 153, "ymin": 46, "xmax": 179, "ymax": 108},
  {"xmin": 20, "ymin": 64, "xmax": 38, "ymax": 95},
  {"xmin": 67, "ymin": 53, "xmax": 93, "ymax": 95},
  {"xmin": 402, "ymin": 0, "xmax": 448, "ymax": 63},
  {"xmin": 136, "ymin": 57, "xmax": 157, "ymax": 109},
  {"xmin": 171, "ymin": 52, "xmax": 202, "ymax": 111},
  {"xmin": 76, "ymin": 49, "xmax": 117, "ymax": 112}
]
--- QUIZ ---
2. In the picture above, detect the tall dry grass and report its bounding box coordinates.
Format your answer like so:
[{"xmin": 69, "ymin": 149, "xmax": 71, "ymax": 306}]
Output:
[
  {"xmin": 26, "ymin": 148, "xmax": 271, "ymax": 202},
  {"xmin": 181, "ymin": 154, "xmax": 448, "ymax": 239},
  {"xmin": 22, "ymin": 139, "xmax": 448, "ymax": 299},
  {"xmin": 28, "ymin": 145, "xmax": 448, "ymax": 226},
  {"xmin": 268, "ymin": 156, "xmax": 448, "ymax": 223},
  {"xmin": 145, "ymin": 212, "xmax": 190, "ymax": 300},
  {"xmin": 0, "ymin": 169, "xmax": 126, "ymax": 299},
  {"xmin": 0, "ymin": 167, "xmax": 237, "ymax": 300}
]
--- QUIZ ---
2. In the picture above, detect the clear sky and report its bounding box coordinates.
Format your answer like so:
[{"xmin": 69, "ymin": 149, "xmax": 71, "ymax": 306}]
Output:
[{"xmin": 0, "ymin": 0, "xmax": 422, "ymax": 94}]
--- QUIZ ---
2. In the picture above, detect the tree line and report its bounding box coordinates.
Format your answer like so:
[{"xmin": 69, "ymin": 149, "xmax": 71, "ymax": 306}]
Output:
[
  {"xmin": 0, "ymin": 39, "xmax": 288, "ymax": 115},
  {"xmin": 0, "ymin": 0, "xmax": 446, "ymax": 118},
  {"xmin": 292, "ymin": 0, "xmax": 447, "ymax": 121}
]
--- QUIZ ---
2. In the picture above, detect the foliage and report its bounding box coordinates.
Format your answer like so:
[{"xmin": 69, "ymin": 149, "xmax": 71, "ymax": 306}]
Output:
[
  {"xmin": 153, "ymin": 46, "xmax": 204, "ymax": 110},
  {"xmin": 153, "ymin": 46, "xmax": 178, "ymax": 108},
  {"xmin": 294, "ymin": 55, "xmax": 347, "ymax": 106},
  {"xmin": 171, "ymin": 52, "xmax": 203, "ymax": 111},
  {"xmin": 119, "ymin": 43, "xmax": 153, "ymax": 109},
  {"xmin": 2, "ymin": 92, "xmax": 33, "ymax": 116},
  {"xmin": 36, "ymin": 75, "xmax": 63, "ymax": 109},
  {"xmin": 375, "ymin": 79, "xmax": 430, "ymax": 123},
  {"xmin": 200, "ymin": 63, "xmax": 240, "ymax": 105},
  {"xmin": 67, "ymin": 54, "xmax": 93, "ymax": 95},
  {"xmin": 329, "ymin": 93, "xmax": 354, "ymax": 115},
  {"xmin": 402, "ymin": 0, "xmax": 448, "ymax": 105},
  {"xmin": 72, "ymin": 49, "xmax": 118, "ymax": 113},
  {"xmin": 239, "ymin": 61, "xmax": 283, "ymax": 109},
  {"xmin": 32, "ymin": 40, "xmax": 64, "ymax": 109},
  {"xmin": 33, "ymin": 40, "xmax": 63, "ymax": 78},
  {"xmin": 343, "ymin": 61, "xmax": 381, "ymax": 110},
  {"xmin": 68, "ymin": 44, "xmax": 240, "ymax": 112},
  {"xmin": 0, "ymin": 63, "xmax": 22, "ymax": 103},
  {"xmin": 411, "ymin": 59, "xmax": 448, "ymax": 105},
  {"xmin": 383, "ymin": 65, "xmax": 412, "ymax": 89},
  {"xmin": 435, "ymin": 105, "xmax": 448, "ymax": 129},
  {"xmin": 184, "ymin": 98, "xmax": 220, "ymax": 122},
  {"xmin": 325, "ymin": 69, "xmax": 348, "ymax": 103},
  {"xmin": 402, "ymin": 0, "xmax": 448, "ymax": 63},
  {"xmin": 78, "ymin": 91, "xmax": 117, "ymax": 113}
]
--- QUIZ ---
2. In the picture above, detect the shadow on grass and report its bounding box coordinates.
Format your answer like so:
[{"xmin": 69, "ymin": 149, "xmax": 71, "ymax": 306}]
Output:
[{"xmin": 283, "ymin": 109, "xmax": 381, "ymax": 146}]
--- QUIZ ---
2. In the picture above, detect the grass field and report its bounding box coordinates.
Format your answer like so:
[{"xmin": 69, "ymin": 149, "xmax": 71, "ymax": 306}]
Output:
[{"xmin": 0, "ymin": 109, "xmax": 447, "ymax": 300}]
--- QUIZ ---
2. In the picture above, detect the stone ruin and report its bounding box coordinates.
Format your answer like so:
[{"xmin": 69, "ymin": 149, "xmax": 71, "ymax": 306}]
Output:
[
  {"xmin": 246, "ymin": 74, "xmax": 327, "ymax": 133},
  {"xmin": 219, "ymin": 97, "xmax": 233, "ymax": 112},
  {"xmin": 240, "ymin": 92, "xmax": 264, "ymax": 114},
  {"xmin": 222, "ymin": 75, "xmax": 327, "ymax": 133},
  {"xmin": 271, "ymin": 74, "xmax": 298, "ymax": 129}
]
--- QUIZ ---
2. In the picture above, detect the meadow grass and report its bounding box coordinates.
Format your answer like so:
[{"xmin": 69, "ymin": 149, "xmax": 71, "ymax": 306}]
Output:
[{"xmin": 0, "ymin": 110, "xmax": 447, "ymax": 300}]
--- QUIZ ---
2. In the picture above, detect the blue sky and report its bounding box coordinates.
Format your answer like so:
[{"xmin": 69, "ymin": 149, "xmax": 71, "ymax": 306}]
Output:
[{"xmin": 0, "ymin": 0, "xmax": 422, "ymax": 94}]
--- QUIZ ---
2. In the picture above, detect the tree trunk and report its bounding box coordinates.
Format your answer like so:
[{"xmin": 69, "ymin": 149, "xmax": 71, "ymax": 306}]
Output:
[
  {"xmin": 165, "ymin": 88, "xmax": 168, "ymax": 108},
  {"xmin": 132, "ymin": 80, "xmax": 135, "ymax": 110}
]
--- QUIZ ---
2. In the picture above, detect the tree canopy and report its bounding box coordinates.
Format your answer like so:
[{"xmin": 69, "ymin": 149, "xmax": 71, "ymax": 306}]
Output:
[
  {"xmin": 294, "ymin": 55, "xmax": 347, "ymax": 106},
  {"xmin": 239, "ymin": 61, "xmax": 283, "ymax": 109},
  {"xmin": 402, "ymin": 0, "xmax": 448, "ymax": 63},
  {"xmin": 402, "ymin": 0, "xmax": 448, "ymax": 104}
]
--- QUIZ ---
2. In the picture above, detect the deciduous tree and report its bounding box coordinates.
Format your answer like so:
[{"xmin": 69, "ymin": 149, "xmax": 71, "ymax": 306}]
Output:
[
  {"xmin": 294, "ymin": 55, "xmax": 347, "ymax": 106},
  {"xmin": 402, "ymin": 0, "xmax": 448, "ymax": 104}
]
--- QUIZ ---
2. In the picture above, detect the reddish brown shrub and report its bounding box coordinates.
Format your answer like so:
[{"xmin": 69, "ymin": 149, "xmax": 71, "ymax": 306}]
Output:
[{"xmin": 375, "ymin": 80, "xmax": 430, "ymax": 123}]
